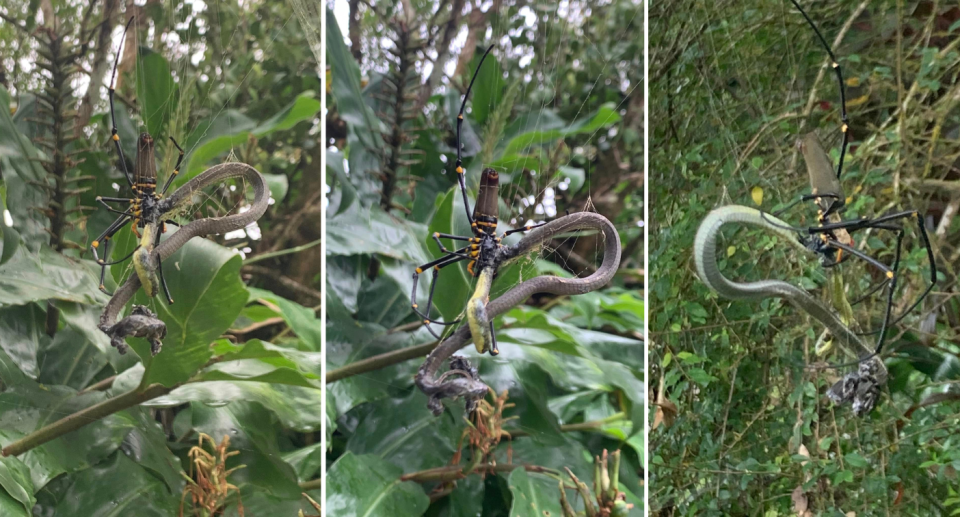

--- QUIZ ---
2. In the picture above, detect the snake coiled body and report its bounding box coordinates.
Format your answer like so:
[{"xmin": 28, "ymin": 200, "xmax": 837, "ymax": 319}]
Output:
[
  {"xmin": 416, "ymin": 211, "xmax": 622, "ymax": 414},
  {"xmin": 694, "ymin": 205, "xmax": 886, "ymax": 415},
  {"xmin": 99, "ymin": 162, "xmax": 268, "ymax": 340}
]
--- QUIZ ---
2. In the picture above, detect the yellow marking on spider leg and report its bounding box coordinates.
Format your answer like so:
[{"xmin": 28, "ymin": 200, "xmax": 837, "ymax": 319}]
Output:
[
  {"xmin": 415, "ymin": 268, "xmax": 423, "ymax": 274},
  {"xmin": 886, "ymin": 271, "xmax": 894, "ymax": 279},
  {"xmin": 412, "ymin": 303, "xmax": 418, "ymax": 308},
  {"xmin": 112, "ymin": 134, "xmax": 119, "ymax": 141},
  {"xmin": 467, "ymin": 267, "xmax": 495, "ymax": 354},
  {"xmin": 92, "ymin": 241, "xmax": 99, "ymax": 248}
]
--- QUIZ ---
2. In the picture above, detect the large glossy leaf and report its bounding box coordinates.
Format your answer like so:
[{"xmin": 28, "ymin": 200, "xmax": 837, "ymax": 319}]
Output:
[
  {"xmin": 0, "ymin": 246, "xmax": 105, "ymax": 307},
  {"xmin": 282, "ymin": 442, "xmax": 323, "ymax": 483},
  {"xmin": 146, "ymin": 380, "xmax": 322, "ymax": 432},
  {"xmin": 0, "ymin": 384, "xmax": 136, "ymax": 490},
  {"xmin": 327, "ymin": 149, "xmax": 357, "ymax": 215},
  {"xmin": 45, "ymin": 451, "xmax": 179, "ymax": 516},
  {"xmin": 325, "ymin": 9, "xmax": 381, "ymax": 141},
  {"xmin": 119, "ymin": 407, "xmax": 184, "ymax": 494},
  {"xmin": 507, "ymin": 468, "xmax": 565, "ymax": 517},
  {"xmin": 135, "ymin": 48, "xmax": 176, "ymax": 139},
  {"xmin": 345, "ymin": 393, "xmax": 462, "ymax": 474},
  {"xmin": 130, "ymin": 237, "xmax": 248, "ymax": 387},
  {"xmin": 501, "ymin": 104, "xmax": 622, "ymax": 156},
  {"xmin": 246, "ymin": 289, "xmax": 322, "ymax": 351},
  {"xmin": 0, "ymin": 304, "xmax": 44, "ymax": 379},
  {"xmin": 0, "ymin": 456, "xmax": 34, "ymax": 515},
  {"xmin": 0, "ymin": 86, "xmax": 47, "ymax": 248},
  {"xmin": 326, "ymin": 296, "xmax": 420, "ymax": 417},
  {"xmin": 202, "ymin": 338, "xmax": 322, "ymax": 386},
  {"xmin": 180, "ymin": 93, "xmax": 320, "ymax": 182},
  {"xmin": 37, "ymin": 326, "xmax": 109, "ymax": 390},
  {"xmin": 188, "ymin": 402, "xmax": 302, "ymax": 499},
  {"xmin": 326, "ymin": 452, "xmax": 429, "ymax": 517},
  {"xmin": 326, "ymin": 202, "xmax": 430, "ymax": 263}
]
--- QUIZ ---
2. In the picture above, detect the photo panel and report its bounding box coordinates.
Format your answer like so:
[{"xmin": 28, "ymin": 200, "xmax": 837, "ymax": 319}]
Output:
[
  {"xmin": 324, "ymin": 0, "xmax": 645, "ymax": 514},
  {"xmin": 650, "ymin": 0, "xmax": 953, "ymax": 513},
  {"xmin": 0, "ymin": 2, "xmax": 322, "ymax": 514}
]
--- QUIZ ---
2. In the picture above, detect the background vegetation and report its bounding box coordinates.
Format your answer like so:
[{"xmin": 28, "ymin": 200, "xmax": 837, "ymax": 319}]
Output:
[
  {"xmin": 650, "ymin": 0, "xmax": 960, "ymax": 514},
  {"xmin": 324, "ymin": 0, "xmax": 644, "ymax": 515},
  {"xmin": 0, "ymin": 1, "xmax": 322, "ymax": 514}
]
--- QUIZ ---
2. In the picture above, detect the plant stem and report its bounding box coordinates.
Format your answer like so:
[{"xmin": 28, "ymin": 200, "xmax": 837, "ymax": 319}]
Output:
[
  {"xmin": 326, "ymin": 341, "xmax": 438, "ymax": 383},
  {"xmin": 1, "ymin": 383, "xmax": 174, "ymax": 457},
  {"xmin": 299, "ymin": 478, "xmax": 322, "ymax": 491},
  {"xmin": 403, "ymin": 463, "xmax": 561, "ymax": 484},
  {"xmin": 244, "ymin": 237, "xmax": 323, "ymax": 265},
  {"xmin": 507, "ymin": 412, "xmax": 627, "ymax": 438}
]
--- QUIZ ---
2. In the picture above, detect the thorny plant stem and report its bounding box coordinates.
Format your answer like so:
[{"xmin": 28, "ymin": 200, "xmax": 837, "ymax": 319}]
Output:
[{"xmin": 1, "ymin": 383, "xmax": 176, "ymax": 457}]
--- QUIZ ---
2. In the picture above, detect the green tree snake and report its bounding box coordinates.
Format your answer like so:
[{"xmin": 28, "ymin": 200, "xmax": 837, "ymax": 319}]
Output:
[
  {"xmin": 694, "ymin": 205, "xmax": 886, "ymax": 415},
  {"xmin": 99, "ymin": 162, "xmax": 268, "ymax": 353},
  {"xmin": 415, "ymin": 211, "xmax": 622, "ymax": 415}
]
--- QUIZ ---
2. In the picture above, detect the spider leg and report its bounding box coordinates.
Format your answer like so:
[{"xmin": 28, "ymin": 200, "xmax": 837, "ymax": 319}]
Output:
[
  {"xmin": 487, "ymin": 319, "xmax": 499, "ymax": 356},
  {"xmin": 789, "ymin": 0, "xmax": 849, "ymax": 181},
  {"xmin": 411, "ymin": 249, "xmax": 469, "ymax": 338},
  {"xmin": 91, "ymin": 215, "xmax": 137, "ymax": 295},
  {"xmin": 154, "ymin": 226, "xmax": 174, "ymax": 304},
  {"xmin": 501, "ymin": 222, "xmax": 547, "ymax": 238},
  {"xmin": 432, "ymin": 232, "xmax": 474, "ymax": 258},
  {"xmin": 813, "ymin": 211, "xmax": 937, "ymax": 330},
  {"xmin": 160, "ymin": 136, "xmax": 184, "ymax": 196},
  {"xmin": 453, "ymin": 44, "xmax": 495, "ymax": 226},
  {"xmin": 96, "ymin": 196, "xmax": 136, "ymax": 217},
  {"xmin": 108, "ymin": 18, "xmax": 136, "ymax": 189}
]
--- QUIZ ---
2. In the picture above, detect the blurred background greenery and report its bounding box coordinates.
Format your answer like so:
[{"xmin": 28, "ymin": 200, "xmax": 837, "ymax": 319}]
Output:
[
  {"xmin": 650, "ymin": 0, "xmax": 960, "ymax": 514},
  {"xmin": 324, "ymin": 0, "xmax": 644, "ymax": 514},
  {"xmin": 0, "ymin": 1, "xmax": 322, "ymax": 514}
]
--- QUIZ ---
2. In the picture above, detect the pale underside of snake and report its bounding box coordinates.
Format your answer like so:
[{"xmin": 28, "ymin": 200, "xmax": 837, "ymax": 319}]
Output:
[
  {"xmin": 99, "ymin": 162, "xmax": 268, "ymax": 354},
  {"xmin": 694, "ymin": 205, "xmax": 887, "ymax": 416},
  {"xmin": 415, "ymin": 211, "xmax": 623, "ymax": 415}
]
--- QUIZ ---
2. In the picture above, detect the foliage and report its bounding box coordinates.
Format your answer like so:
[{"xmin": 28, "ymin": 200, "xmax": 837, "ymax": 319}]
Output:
[
  {"xmin": 325, "ymin": 1, "xmax": 644, "ymax": 515},
  {"xmin": 650, "ymin": 0, "xmax": 960, "ymax": 514},
  {"xmin": 0, "ymin": 1, "xmax": 321, "ymax": 514}
]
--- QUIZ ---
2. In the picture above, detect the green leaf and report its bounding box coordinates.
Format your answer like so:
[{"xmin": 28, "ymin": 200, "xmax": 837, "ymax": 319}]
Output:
[
  {"xmin": 282, "ymin": 442, "xmax": 323, "ymax": 483},
  {"xmin": 147, "ymin": 380, "xmax": 322, "ymax": 432},
  {"xmin": 135, "ymin": 48, "xmax": 176, "ymax": 139},
  {"xmin": 133, "ymin": 238, "xmax": 248, "ymax": 387},
  {"xmin": 325, "ymin": 452, "xmax": 429, "ymax": 517},
  {"xmin": 119, "ymin": 407, "xmax": 185, "ymax": 493},
  {"xmin": 189, "ymin": 401, "xmax": 302, "ymax": 499},
  {"xmin": 0, "ymin": 384, "xmax": 136, "ymax": 490},
  {"xmin": 508, "ymin": 468, "xmax": 565, "ymax": 517},
  {"xmin": 844, "ymin": 452, "xmax": 869, "ymax": 469},
  {"xmin": 46, "ymin": 452, "xmax": 179, "ymax": 516},
  {"xmin": 247, "ymin": 290, "xmax": 322, "ymax": 351},
  {"xmin": 502, "ymin": 104, "xmax": 622, "ymax": 156},
  {"xmin": 345, "ymin": 393, "xmax": 461, "ymax": 474},
  {"xmin": 180, "ymin": 93, "xmax": 320, "ymax": 182},
  {"xmin": 0, "ymin": 455, "xmax": 35, "ymax": 515},
  {"xmin": 0, "ymin": 86, "xmax": 47, "ymax": 247},
  {"xmin": 0, "ymin": 246, "xmax": 106, "ymax": 307},
  {"xmin": 0, "ymin": 304, "xmax": 44, "ymax": 378}
]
